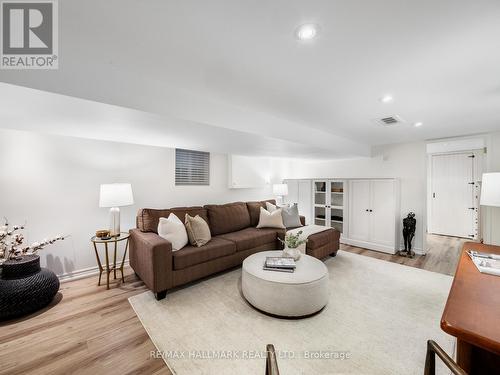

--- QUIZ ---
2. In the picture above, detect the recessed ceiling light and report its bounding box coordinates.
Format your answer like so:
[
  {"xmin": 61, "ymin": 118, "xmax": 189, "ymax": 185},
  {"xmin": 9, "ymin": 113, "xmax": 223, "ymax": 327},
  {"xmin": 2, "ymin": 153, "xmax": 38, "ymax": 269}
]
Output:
[
  {"xmin": 380, "ymin": 95, "xmax": 393, "ymax": 103},
  {"xmin": 295, "ymin": 24, "xmax": 318, "ymax": 41},
  {"xmin": 414, "ymin": 122, "xmax": 423, "ymax": 127}
]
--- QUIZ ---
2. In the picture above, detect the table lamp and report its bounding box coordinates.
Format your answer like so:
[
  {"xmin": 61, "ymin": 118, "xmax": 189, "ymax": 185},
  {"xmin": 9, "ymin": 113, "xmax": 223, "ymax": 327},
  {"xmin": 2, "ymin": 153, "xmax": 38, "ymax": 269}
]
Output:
[
  {"xmin": 273, "ymin": 183, "xmax": 288, "ymax": 205},
  {"xmin": 480, "ymin": 173, "xmax": 500, "ymax": 242},
  {"xmin": 99, "ymin": 183, "xmax": 134, "ymax": 237}
]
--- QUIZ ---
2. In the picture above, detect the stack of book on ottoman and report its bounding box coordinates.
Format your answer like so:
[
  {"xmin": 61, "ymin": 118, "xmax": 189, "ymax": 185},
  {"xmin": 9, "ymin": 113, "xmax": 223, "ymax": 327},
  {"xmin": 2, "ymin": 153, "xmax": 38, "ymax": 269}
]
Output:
[{"xmin": 263, "ymin": 256, "xmax": 296, "ymax": 273}]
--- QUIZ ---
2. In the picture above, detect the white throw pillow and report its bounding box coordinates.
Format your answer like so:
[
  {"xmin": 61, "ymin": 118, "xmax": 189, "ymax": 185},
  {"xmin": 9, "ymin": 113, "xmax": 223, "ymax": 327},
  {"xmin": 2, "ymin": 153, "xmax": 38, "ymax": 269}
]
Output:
[
  {"xmin": 256, "ymin": 207, "xmax": 285, "ymax": 229},
  {"xmin": 157, "ymin": 213, "xmax": 189, "ymax": 251},
  {"xmin": 266, "ymin": 201, "xmax": 278, "ymax": 212}
]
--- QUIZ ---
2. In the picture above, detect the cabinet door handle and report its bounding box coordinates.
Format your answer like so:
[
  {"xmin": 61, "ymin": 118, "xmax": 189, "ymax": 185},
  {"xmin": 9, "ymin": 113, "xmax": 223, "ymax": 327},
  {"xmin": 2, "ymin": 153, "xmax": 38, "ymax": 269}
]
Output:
[
  {"xmin": 369, "ymin": 209, "xmax": 373, "ymax": 212},
  {"xmin": 366, "ymin": 209, "xmax": 369, "ymax": 212}
]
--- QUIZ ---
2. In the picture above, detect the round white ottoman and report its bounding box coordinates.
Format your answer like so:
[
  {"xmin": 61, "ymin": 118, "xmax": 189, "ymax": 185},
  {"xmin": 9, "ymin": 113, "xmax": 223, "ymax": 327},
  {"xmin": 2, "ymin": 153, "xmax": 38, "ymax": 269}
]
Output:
[{"xmin": 241, "ymin": 250, "xmax": 329, "ymax": 317}]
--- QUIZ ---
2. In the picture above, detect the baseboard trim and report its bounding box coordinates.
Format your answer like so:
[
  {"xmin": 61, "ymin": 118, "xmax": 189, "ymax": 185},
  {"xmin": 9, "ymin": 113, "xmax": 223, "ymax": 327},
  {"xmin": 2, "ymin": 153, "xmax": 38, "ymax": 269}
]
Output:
[
  {"xmin": 413, "ymin": 248, "xmax": 425, "ymax": 255},
  {"xmin": 58, "ymin": 260, "xmax": 130, "ymax": 283},
  {"xmin": 341, "ymin": 238, "xmax": 396, "ymax": 254},
  {"xmin": 342, "ymin": 238, "xmax": 425, "ymax": 256}
]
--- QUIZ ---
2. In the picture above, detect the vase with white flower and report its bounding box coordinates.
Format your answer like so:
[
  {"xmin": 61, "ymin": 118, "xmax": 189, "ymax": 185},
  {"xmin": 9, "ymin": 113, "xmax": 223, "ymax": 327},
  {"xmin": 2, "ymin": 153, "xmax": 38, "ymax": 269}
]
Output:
[
  {"xmin": 278, "ymin": 230, "xmax": 307, "ymax": 261},
  {"xmin": 0, "ymin": 218, "xmax": 67, "ymax": 320}
]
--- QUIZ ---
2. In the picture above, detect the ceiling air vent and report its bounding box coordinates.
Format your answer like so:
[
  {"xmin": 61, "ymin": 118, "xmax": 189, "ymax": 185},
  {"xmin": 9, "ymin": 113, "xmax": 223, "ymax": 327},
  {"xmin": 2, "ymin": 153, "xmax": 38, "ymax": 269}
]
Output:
[{"xmin": 373, "ymin": 115, "xmax": 405, "ymax": 127}]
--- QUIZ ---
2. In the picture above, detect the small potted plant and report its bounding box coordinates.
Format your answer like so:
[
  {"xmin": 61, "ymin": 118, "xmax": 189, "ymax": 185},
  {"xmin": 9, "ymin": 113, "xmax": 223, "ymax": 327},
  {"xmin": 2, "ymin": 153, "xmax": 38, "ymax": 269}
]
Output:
[
  {"xmin": 0, "ymin": 218, "xmax": 66, "ymax": 320},
  {"xmin": 278, "ymin": 230, "xmax": 307, "ymax": 261}
]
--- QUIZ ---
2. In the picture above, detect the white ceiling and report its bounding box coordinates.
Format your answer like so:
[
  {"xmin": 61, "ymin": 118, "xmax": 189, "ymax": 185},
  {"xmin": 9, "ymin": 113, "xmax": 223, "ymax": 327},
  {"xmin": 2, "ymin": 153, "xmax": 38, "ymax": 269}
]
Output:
[
  {"xmin": 1, "ymin": 0, "xmax": 499, "ymax": 157},
  {"xmin": 0, "ymin": 83, "xmax": 367, "ymax": 158}
]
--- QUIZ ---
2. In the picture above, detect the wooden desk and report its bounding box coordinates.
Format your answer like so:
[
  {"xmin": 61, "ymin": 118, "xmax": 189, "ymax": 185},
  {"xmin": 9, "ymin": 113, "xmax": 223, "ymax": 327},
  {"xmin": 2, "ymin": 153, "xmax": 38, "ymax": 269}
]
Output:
[{"xmin": 441, "ymin": 242, "xmax": 500, "ymax": 374}]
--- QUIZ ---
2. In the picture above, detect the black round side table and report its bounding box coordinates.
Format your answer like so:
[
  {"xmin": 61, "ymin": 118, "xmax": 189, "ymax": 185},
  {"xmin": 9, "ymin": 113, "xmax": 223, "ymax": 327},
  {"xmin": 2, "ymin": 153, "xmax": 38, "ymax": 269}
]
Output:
[{"xmin": 0, "ymin": 254, "xmax": 60, "ymax": 321}]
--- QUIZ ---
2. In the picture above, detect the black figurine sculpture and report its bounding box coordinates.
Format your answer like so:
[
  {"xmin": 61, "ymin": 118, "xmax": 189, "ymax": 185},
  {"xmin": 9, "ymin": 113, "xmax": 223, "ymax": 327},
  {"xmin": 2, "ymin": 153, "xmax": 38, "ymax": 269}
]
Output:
[{"xmin": 399, "ymin": 212, "xmax": 416, "ymax": 258}]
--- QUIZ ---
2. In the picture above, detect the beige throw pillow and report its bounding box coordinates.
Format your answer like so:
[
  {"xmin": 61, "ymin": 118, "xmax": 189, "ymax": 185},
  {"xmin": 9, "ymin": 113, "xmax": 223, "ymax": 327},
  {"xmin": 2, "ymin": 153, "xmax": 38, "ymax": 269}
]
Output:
[
  {"xmin": 185, "ymin": 214, "xmax": 211, "ymax": 247},
  {"xmin": 256, "ymin": 207, "xmax": 285, "ymax": 229}
]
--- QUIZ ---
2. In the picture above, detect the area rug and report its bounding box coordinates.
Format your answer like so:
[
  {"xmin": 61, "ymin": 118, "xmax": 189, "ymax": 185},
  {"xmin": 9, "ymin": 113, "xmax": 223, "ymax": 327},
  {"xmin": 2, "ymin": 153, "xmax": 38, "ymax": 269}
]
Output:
[{"xmin": 129, "ymin": 251, "xmax": 454, "ymax": 374}]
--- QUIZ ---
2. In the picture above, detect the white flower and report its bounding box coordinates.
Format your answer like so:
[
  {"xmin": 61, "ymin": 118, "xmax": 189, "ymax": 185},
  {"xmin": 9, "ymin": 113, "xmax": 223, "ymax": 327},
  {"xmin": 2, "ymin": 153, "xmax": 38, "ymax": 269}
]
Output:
[{"xmin": 31, "ymin": 242, "xmax": 41, "ymax": 248}]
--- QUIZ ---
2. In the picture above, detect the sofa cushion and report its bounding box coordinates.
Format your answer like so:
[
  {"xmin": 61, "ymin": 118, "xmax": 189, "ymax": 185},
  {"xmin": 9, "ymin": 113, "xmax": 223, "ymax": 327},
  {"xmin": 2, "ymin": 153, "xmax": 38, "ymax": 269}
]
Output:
[
  {"xmin": 204, "ymin": 202, "xmax": 251, "ymax": 236},
  {"xmin": 218, "ymin": 227, "xmax": 284, "ymax": 252},
  {"xmin": 137, "ymin": 207, "xmax": 209, "ymax": 233},
  {"xmin": 246, "ymin": 199, "xmax": 276, "ymax": 227},
  {"xmin": 173, "ymin": 237, "xmax": 236, "ymax": 270},
  {"xmin": 307, "ymin": 228, "xmax": 340, "ymax": 249}
]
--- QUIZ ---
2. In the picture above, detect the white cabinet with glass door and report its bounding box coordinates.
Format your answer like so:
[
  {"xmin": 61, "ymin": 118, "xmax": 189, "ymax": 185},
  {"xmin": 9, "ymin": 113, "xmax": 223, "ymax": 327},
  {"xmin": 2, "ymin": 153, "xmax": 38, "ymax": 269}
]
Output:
[{"xmin": 313, "ymin": 180, "xmax": 347, "ymax": 234}]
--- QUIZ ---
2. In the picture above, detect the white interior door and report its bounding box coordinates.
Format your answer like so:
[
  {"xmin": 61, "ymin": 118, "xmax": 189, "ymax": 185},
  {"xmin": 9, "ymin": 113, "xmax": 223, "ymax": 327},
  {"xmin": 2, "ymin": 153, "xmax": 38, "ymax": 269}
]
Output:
[
  {"xmin": 369, "ymin": 180, "xmax": 396, "ymax": 248},
  {"xmin": 348, "ymin": 180, "xmax": 370, "ymax": 241},
  {"xmin": 430, "ymin": 153, "xmax": 474, "ymax": 238}
]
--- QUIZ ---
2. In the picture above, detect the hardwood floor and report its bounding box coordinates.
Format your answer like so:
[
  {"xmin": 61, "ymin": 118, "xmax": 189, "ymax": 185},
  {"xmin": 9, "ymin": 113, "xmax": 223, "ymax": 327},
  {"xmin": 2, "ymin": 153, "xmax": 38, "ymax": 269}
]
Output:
[
  {"xmin": 0, "ymin": 270, "xmax": 171, "ymax": 375},
  {"xmin": 341, "ymin": 234, "xmax": 468, "ymax": 276},
  {"xmin": 0, "ymin": 235, "xmax": 465, "ymax": 375}
]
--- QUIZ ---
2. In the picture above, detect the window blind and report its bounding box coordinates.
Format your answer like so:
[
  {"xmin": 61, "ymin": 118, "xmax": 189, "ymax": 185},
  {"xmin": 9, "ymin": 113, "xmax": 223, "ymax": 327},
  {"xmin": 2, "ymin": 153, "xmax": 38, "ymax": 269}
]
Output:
[{"xmin": 175, "ymin": 148, "xmax": 210, "ymax": 186}]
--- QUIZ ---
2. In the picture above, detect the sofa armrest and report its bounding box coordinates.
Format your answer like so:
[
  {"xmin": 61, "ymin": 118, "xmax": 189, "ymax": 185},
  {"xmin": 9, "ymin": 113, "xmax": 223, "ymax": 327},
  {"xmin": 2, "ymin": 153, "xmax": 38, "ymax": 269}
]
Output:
[
  {"xmin": 299, "ymin": 215, "xmax": 306, "ymax": 226},
  {"xmin": 129, "ymin": 229, "xmax": 173, "ymax": 293}
]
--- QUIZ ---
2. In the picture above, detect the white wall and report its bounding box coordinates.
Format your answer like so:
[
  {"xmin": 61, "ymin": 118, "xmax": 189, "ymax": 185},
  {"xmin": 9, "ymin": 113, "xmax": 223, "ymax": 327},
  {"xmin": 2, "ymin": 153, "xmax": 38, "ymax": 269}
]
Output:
[
  {"xmin": 283, "ymin": 133, "xmax": 500, "ymax": 250},
  {"xmin": 485, "ymin": 132, "xmax": 500, "ymax": 245},
  {"xmin": 0, "ymin": 129, "xmax": 285, "ymax": 278},
  {"xmin": 2, "ymin": 128, "xmax": 498, "ymax": 280},
  {"xmin": 282, "ymin": 141, "xmax": 428, "ymax": 253}
]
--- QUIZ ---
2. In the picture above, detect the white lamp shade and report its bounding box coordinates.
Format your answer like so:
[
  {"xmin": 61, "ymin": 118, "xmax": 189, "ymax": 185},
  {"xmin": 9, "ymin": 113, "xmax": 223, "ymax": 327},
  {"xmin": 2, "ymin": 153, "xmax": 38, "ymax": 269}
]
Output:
[
  {"xmin": 99, "ymin": 183, "xmax": 134, "ymax": 208},
  {"xmin": 273, "ymin": 184, "xmax": 288, "ymax": 196},
  {"xmin": 480, "ymin": 173, "xmax": 500, "ymax": 207}
]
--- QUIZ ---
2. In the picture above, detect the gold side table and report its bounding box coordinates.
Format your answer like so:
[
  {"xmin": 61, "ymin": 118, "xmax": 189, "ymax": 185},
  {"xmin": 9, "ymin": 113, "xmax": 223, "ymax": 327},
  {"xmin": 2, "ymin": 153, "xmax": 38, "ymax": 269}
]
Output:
[{"xmin": 91, "ymin": 232, "xmax": 130, "ymax": 289}]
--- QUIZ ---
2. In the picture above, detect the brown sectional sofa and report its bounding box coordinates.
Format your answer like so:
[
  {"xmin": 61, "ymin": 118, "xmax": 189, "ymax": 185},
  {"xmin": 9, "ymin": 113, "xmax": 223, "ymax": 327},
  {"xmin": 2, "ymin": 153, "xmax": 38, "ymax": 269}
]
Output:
[{"xmin": 129, "ymin": 199, "xmax": 340, "ymax": 300}]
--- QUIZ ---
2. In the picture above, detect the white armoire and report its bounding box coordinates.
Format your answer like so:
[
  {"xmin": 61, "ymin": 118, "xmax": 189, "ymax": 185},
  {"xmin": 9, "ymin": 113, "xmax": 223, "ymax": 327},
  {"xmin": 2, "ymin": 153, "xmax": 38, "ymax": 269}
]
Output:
[
  {"xmin": 343, "ymin": 179, "xmax": 400, "ymax": 254},
  {"xmin": 283, "ymin": 178, "xmax": 399, "ymax": 254}
]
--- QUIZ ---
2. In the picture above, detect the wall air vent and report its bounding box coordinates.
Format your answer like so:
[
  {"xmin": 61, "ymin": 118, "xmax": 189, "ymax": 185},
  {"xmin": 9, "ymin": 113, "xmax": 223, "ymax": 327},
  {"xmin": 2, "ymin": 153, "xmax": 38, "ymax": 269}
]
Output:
[{"xmin": 373, "ymin": 115, "xmax": 405, "ymax": 127}]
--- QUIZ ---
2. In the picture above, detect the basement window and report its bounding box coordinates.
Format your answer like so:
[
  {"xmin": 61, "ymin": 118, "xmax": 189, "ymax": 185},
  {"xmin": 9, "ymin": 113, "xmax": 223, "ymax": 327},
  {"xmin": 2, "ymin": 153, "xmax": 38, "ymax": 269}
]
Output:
[{"xmin": 175, "ymin": 148, "xmax": 210, "ymax": 186}]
